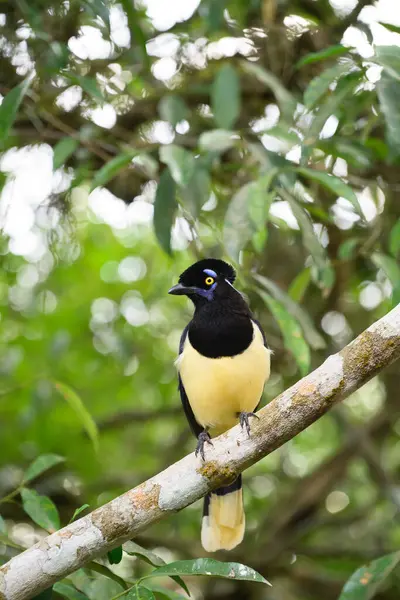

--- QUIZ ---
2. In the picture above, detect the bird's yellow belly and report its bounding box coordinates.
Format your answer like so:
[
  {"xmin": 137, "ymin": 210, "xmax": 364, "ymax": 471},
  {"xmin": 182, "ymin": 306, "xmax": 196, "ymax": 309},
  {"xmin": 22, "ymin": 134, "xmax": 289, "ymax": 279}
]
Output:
[{"xmin": 177, "ymin": 324, "xmax": 270, "ymax": 437}]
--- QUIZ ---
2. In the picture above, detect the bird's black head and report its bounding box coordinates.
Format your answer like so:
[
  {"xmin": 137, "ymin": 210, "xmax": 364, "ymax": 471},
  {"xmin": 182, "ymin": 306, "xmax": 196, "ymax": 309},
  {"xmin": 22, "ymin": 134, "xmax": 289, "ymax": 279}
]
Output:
[{"xmin": 168, "ymin": 258, "xmax": 236, "ymax": 304}]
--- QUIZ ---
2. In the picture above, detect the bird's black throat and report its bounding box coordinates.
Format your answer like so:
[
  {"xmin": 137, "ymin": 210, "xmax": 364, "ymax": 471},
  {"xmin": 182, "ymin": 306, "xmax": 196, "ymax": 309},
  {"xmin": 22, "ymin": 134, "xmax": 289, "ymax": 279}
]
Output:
[{"xmin": 188, "ymin": 284, "xmax": 253, "ymax": 358}]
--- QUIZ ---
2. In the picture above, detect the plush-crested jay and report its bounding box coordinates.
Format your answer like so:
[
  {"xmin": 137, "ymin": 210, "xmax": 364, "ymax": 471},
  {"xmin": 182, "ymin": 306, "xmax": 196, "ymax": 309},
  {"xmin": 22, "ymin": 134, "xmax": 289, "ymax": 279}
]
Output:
[{"xmin": 169, "ymin": 258, "xmax": 271, "ymax": 552}]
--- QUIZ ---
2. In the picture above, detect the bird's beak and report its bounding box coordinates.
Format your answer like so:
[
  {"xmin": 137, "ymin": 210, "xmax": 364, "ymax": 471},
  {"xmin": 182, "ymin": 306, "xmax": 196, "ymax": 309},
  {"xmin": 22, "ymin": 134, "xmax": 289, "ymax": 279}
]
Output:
[{"xmin": 168, "ymin": 283, "xmax": 195, "ymax": 295}]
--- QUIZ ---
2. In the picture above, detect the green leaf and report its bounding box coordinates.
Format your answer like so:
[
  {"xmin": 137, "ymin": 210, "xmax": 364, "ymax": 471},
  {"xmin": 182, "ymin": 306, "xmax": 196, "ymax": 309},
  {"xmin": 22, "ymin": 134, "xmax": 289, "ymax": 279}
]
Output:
[
  {"xmin": 206, "ymin": 0, "xmax": 225, "ymax": 32},
  {"xmin": 55, "ymin": 382, "xmax": 99, "ymax": 453},
  {"xmin": 241, "ymin": 61, "xmax": 296, "ymax": 121},
  {"xmin": 296, "ymin": 44, "xmax": 350, "ymax": 68},
  {"xmin": 262, "ymin": 124, "xmax": 300, "ymax": 144},
  {"xmin": 0, "ymin": 514, "xmax": 6, "ymax": 534},
  {"xmin": 0, "ymin": 171, "xmax": 7, "ymax": 195},
  {"xmin": 143, "ymin": 584, "xmax": 188, "ymax": 600},
  {"xmin": 90, "ymin": 578, "xmax": 124, "ymax": 600},
  {"xmin": 282, "ymin": 191, "xmax": 334, "ymax": 291},
  {"xmin": 120, "ymin": 0, "xmax": 149, "ymax": 67},
  {"xmin": 296, "ymin": 168, "xmax": 362, "ymax": 216},
  {"xmin": 303, "ymin": 62, "xmax": 352, "ymax": 109},
  {"xmin": 73, "ymin": 75, "xmax": 104, "ymax": 103},
  {"xmin": 371, "ymin": 253, "xmax": 400, "ymax": 288},
  {"xmin": 23, "ymin": 454, "xmax": 65, "ymax": 484},
  {"xmin": 53, "ymin": 138, "xmax": 79, "ymax": 170},
  {"xmin": 124, "ymin": 541, "xmax": 165, "ymax": 567},
  {"xmin": 254, "ymin": 273, "xmax": 325, "ymax": 350},
  {"xmin": 158, "ymin": 96, "xmax": 188, "ymax": 128},
  {"xmin": 21, "ymin": 488, "xmax": 60, "ymax": 531},
  {"xmin": 283, "ymin": 191, "xmax": 327, "ymax": 269},
  {"xmin": 211, "ymin": 64, "xmax": 240, "ymax": 130},
  {"xmin": 181, "ymin": 165, "xmax": 210, "ymax": 217},
  {"xmin": 317, "ymin": 263, "xmax": 336, "ymax": 290},
  {"xmin": 251, "ymin": 228, "xmax": 268, "ymax": 254},
  {"xmin": 0, "ymin": 74, "xmax": 33, "ymax": 144},
  {"xmin": 86, "ymin": 561, "xmax": 127, "ymax": 590},
  {"xmin": 258, "ymin": 291, "xmax": 311, "ymax": 376},
  {"xmin": 303, "ymin": 72, "xmax": 360, "ymax": 161},
  {"xmin": 376, "ymin": 73, "xmax": 400, "ymax": 157},
  {"xmin": 375, "ymin": 46, "xmax": 400, "ymax": 82},
  {"xmin": 142, "ymin": 558, "xmax": 270, "ymax": 585},
  {"xmin": 108, "ymin": 546, "xmax": 123, "ymax": 565},
  {"xmin": 91, "ymin": 152, "xmax": 136, "ymax": 191},
  {"xmin": 160, "ymin": 145, "xmax": 195, "ymax": 188},
  {"xmin": 69, "ymin": 504, "xmax": 90, "ymax": 523},
  {"xmin": 127, "ymin": 587, "xmax": 155, "ymax": 600},
  {"xmin": 223, "ymin": 178, "xmax": 271, "ymax": 261},
  {"xmin": 154, "ymin": 168, "xmax": 177, "ymax": 255},
  {"xmin": 53, "ymin": 581, "xmax": 89, "ymax": 600},
  {"xmin": 288, "ymin": 268, "xmax": 312, "ymax": 303},
  {"xmin": 199, "ymin": 129, "xmax": 237, "ymax": 153},
  {"xmin": 247, "ymin": 170, "xmax": 278, "ymax": 229},
  {"xmin": 132, "ymin": 153, "xmax": 159, "ymax": 178},
  {"xmin": 379, "ymin": 22, "xmax": 400, "ymax": 35},
  {"xmin": 32, "ymin": 589, "xmax": 53, "ymax": 600},
  {"xmin": 247, "ymin": 143, "xmax": 295, "ymax": 187},
  {"xmin": 124, "ymin": 542, "xmax": 190, "ymax": 596},
  {"xmin": 270, "ymin": 209, "xmax": 297, "ymax": 228},
  {"xmin": 338, "ymin": 238, "xmax": 360, "ymax": 260},
  {"xmin": 338, "ymin": 551, "xmax": 400, "ymax": 600},
  {"xmin": 82, "ymin": 0, "xmax": 110, "ymax": 30},
  {"xmin": 42, "ymin": 42, "xmax": 69, "ymax": 76},
  {"xmin": 389, "ymin": 219, "xmax": 400, "ymax": 258},
  {"xmin": 319, "ymin": 138, "xmax": 372, "ymax": 169}
]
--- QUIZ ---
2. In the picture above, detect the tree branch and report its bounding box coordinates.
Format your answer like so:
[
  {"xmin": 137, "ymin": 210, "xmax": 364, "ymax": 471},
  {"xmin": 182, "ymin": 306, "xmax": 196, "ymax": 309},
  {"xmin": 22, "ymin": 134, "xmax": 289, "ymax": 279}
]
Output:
[{"xmin": 2, "ymin": 304, "xmax": 400, "ymax": 600}]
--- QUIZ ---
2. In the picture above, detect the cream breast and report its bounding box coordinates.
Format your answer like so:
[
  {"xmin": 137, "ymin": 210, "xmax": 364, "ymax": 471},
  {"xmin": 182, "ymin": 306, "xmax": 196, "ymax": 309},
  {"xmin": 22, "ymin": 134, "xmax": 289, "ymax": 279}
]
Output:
[{"xmin": 177, "ymin": 322, "xmax": 270, "ymax": 436}]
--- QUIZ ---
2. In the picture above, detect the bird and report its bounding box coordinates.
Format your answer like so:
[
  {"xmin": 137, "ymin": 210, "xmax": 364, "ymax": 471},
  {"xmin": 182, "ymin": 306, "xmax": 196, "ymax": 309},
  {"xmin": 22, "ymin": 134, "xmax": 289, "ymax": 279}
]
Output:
[{"xmin": 169, "ymin": 258, "xmax": 271, "ymax": 552}]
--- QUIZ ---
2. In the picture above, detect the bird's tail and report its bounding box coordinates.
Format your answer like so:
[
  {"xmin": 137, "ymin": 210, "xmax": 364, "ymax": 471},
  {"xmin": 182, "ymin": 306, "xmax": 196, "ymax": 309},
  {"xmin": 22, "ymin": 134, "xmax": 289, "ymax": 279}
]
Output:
[{"xmin": 201, "ymin": 475, "xmax": 244, "ymax": 552}]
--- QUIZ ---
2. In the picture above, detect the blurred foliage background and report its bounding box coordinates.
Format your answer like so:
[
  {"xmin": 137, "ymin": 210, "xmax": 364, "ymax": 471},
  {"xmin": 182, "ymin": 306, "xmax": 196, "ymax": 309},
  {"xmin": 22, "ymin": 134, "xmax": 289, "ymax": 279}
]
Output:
[{"xmin": 1, "ymin": 0, "xmax": 400, "ymax": 598}]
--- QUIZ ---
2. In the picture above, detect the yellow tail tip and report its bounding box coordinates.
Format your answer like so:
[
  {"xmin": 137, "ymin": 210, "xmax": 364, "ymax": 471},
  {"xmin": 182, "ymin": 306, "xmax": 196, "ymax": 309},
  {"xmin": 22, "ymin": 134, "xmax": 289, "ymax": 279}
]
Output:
[
  {"xmin": 201, "ymin": 489, "xmax": 245, "ymax": 552},
  {"xmin": 201, "ymin": 516, "xmax": 245, "ymax": 552}
]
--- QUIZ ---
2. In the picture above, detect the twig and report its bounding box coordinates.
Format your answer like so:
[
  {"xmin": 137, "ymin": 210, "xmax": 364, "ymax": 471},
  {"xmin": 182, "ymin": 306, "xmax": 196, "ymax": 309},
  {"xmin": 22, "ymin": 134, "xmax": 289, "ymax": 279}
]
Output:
[{"xmin": 39, "ymin": 108, "xmax": 112, "ymax": 163}]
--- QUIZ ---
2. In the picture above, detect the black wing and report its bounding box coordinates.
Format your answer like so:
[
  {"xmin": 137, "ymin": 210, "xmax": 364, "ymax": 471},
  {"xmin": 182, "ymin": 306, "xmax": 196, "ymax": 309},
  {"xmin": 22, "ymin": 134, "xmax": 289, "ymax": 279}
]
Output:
[
  {"xmin": 252, "ymin": 317, "xmax": 269, "ymax": 348},
  {"xmin": 178, "ymin": 325, "xmax": 203, "ymax": 438},
  {"xmin": 251, "ymin": 317, "xmax": 269, "ymax": 413}
]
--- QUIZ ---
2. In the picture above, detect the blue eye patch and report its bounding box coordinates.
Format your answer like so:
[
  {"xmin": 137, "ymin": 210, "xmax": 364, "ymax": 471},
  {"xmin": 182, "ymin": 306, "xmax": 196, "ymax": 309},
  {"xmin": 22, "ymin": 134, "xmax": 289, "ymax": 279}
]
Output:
[{"xmin": 203, "ymin": 269, "xmax": 217, "ymax": 278}]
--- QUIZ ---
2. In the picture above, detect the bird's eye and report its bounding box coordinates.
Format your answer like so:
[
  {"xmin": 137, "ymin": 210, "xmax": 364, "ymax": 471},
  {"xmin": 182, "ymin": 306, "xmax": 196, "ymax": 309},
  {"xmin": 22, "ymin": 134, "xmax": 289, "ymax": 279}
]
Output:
[{"xmin": 205, "ymin": 276, "xmax": 214, "ymax": 286}]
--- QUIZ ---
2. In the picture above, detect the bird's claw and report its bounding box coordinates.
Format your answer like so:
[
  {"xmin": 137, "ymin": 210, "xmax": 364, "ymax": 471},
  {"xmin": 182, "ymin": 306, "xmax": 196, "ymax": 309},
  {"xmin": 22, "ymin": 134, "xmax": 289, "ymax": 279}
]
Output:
[
  {"xmin": 239, "ymin": 412, "xmax": 259, "ymax": 437},
  {"xmin": 195, "ymin": 431, "xmax": 213, "ymax": 460}
]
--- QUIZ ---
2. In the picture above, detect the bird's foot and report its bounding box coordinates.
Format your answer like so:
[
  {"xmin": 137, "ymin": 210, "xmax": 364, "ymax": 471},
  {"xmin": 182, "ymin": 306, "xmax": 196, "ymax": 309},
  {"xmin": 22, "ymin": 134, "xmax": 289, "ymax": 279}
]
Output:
[
  {"xmin": 239, "ymin": 412, "xmax": 259, "ymax": 437},
  {"xmin": 195, "ymin": 431, "xmax": 213, "ymax": 460}
]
